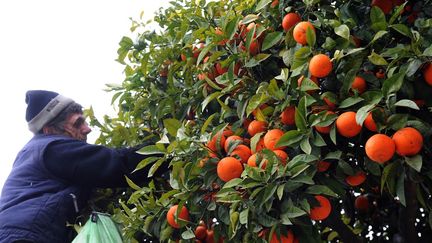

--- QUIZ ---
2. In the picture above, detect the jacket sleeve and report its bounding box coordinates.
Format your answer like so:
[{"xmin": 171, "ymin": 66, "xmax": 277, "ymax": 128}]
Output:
[{"xmin": 42, "ymin": 139, "xmax": 165, "ymax": 188}]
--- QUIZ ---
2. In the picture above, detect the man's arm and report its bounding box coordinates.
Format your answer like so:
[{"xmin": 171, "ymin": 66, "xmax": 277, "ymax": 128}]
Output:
[{"xmin": 43, "ymin": 139, "xmax": 163, "ymax": 187}]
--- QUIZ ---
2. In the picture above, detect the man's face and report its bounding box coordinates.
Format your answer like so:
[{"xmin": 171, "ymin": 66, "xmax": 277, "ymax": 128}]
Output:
[{"xmin": 63, "ymin": 113, "xmax": 92, "ymax": 141}]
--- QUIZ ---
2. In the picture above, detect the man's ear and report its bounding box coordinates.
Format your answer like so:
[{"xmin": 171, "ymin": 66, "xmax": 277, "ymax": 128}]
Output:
[{"xmin": 42, "ymin": 126, "xmax": 56, "ymax": 135}]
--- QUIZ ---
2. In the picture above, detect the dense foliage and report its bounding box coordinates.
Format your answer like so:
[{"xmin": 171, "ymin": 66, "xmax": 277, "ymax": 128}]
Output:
[{"xmin": 88, "ymin": 0, "xmax": 432, "ymax": 242}]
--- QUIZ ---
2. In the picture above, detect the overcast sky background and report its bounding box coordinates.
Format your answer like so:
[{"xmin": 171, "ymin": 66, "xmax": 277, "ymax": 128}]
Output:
[{"xmin": 0, "ymin": 0, "xmax": 171, "ymax": 192}]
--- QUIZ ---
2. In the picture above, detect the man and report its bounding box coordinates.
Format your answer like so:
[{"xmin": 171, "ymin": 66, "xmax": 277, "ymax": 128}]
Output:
[{"xmin": 0, "ymin": 90, "xmax": 162, "ymax": 242}]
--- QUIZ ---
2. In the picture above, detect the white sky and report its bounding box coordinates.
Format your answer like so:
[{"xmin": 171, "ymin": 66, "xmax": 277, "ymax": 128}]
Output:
[{"xmin": 0, "ymin": 0, "xmax": 170, "ymax": 192}]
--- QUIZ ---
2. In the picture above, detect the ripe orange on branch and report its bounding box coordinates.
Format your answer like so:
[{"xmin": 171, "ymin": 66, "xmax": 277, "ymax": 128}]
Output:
[
  {"xmin": 336, "ymin": 111, "xmax": 362, "ymax": 138},
  {"xmin": 345, "ymin": 171, "xmax": 367, "ymax": 187},
  {"xmin": 351, "ymin": 76, "xmax": 367, "ymax": 94},
  {"xmin": 270, "ymin": 230, "xmax": 295, "ymax": 243},
  {"xmin": 280, "ymin": 106, "xmax": 296, "ymax": 126},
  {"xmin": 230, "ymin": 144, "xmax": 252, "ymax": 164},
  {"xmin": 293, "ymin": 21, "xmax": 315, "ymax": 45},
  {"xmin": 392, "ymin": 127, "xmax": 423, "ymax": 156},
  {"xmin": 309, "ymin": 54, "xmax": 333, "ymax": 78},
  {"xmin": 167, "ymin": 205, "xmax": 190, "ymax": 229},
  {"xmin": 264, "ymin": 129, "xmax": 286, "ymax": 150},
  {"xmin": 423, "ymin": 63, "xmax": 432, "ymax": 86},
  {"xmin": 217, "ymin": 157, "xmax": 244, "ymax": 182},
  {"xmin": 282, "ymin": 13, "xmax": 301, "ymax": 32},
  {"xmin": 310, "ymin": 195, "xmax": 332, "ymax": 221},
  {"xmin": 248, "ymin": 120, "xmax": 267, "ymax": 136},
  {"xmin": 365, "ymin": 134, "xmax": 395, "ymax": 163}
]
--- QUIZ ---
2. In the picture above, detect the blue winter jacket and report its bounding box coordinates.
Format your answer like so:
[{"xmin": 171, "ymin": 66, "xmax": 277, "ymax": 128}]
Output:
[{"xmin": 0, "ymin": 134, "xmax": 150, "ymax": 243}]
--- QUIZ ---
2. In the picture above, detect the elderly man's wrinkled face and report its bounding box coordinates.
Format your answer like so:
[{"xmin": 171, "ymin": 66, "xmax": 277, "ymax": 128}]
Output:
[{"xmin": 63, "ymin": 113, "xmax": 92, "ymax": 141}]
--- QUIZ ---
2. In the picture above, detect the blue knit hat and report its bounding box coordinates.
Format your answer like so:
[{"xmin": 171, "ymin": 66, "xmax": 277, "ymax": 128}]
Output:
[{"xmin": 25, "ymin": 90, "xmax": 74, "ymax": 134}]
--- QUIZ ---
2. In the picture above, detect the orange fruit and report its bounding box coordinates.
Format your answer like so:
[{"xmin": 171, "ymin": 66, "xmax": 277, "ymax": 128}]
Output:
[
  {"xmin": 351, "ymin": 76, "xmax": 367, "ymax": 94},
  {"xmin": 365, "ymin": 134, "xmax": 395, "ymax": 163},
  {"xmin": 247, "ymin": 153, "xmax": 268, "ymax": 168},
  {"xmin": 264, "ymin": 129, "xmax": 286, "ymax": 150},
  {"xmin": 314, "ymin": 111, "xmax": 335, "ymax": 134},
  {"xmin": 392, "ymin": 127, "xmax": 423, "ymax": 156},
  {"xmin": 309, "ymin": 195, "xmax": 332, "ymax": 221},
  {"xmin": 270, "ymin": 230, "xmax": 295, "ymax": 243},
  {"xmin": 167, "ymin": 205, "xmax": 190, "ymax": 228},
  {"xmin": 354, "ymin": 195, "xmax": 369, "ymax": 212},
  {"xmin": 423, "ymin": 63, "xmax": 432, "ymax": 86},
  {"xmin": 309, "ymin": 54, "xmax": 333, "ymax": 78},
  {"xmin": 224, "ymin": 135, "xmax": 243, "ymax": 153},
  {"xmin": 322, "ymin": 95, "xmax": 337, "ymax": 110},
  {"xmin": 206, "ymin": 131, "xmax": 226, "ymax": 152},
  {"xmin": 255, "ymin": 138, "xmax": 266, "ymax": 152},
  {"xmin": 293, "ymin": 21, "xmax": 315, "ymax": 45},
  {"xmin": 248, "ymin": 120, "xmax": 267, "ymax": 136},
  {"xmin": 274, "ymin": 149, "xmax": 289, "ymax": 165},
  {"xmin": 280, "ymin": 106, "xmax": 296, "ymax": 126},
  {"xmin": 282, "ymin": 13, "xmax": 301, "ymax": 32},
  {"xmin": 230, "ymin": 144, "xmax": 252, "ymax": 163},
  {"xmin": 252, "ymin": 104, "xmax": 269, "ymax": 117},
  {"xmin": 336, "ymin": 111, "xmax": 362, "ymax": 138},
  {"xmin": 345, "ymin": 171, "xmax": 366, "ymax": 187},
  {"xmin": 217, "ymin": 157, "xmax": 244, "ymax": 182},
  {"xmin": 195, "ymin": 225, "xmax": 207, "ymax": 240},
  {"xmin": 364, "ymin": 112, "xmax": 378, "ymax": 132},
  {"xmin": 371, "ymin": 0, "xmax": 393, "ymax": 14},
  {"xmin": 317, "ymin": 160, "xmax": 331, "ymax": 172},
  {"xmin": 249, "ymin": 39, "xmax": 261, "ymax": 56},
  {"xmin": 193, "ymin": 43, "xmax": 205, "ymax": 59},
  {"xmin": 270, "ymin": 0, "xmax": 279, "ymax": 8},
  {"xmin": 375, "ymin": 69, "xmax": 385, "ymax": 79}
]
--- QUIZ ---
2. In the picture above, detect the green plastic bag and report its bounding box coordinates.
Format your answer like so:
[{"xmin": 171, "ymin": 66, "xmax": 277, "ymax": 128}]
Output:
[{"xmin": 72, "ymin": 212, "xmax": 123, "ymax": 243}]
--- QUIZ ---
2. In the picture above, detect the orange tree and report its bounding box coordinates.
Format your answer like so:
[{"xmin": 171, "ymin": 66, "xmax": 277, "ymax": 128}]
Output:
[{"xmin": 88, "ymin": 0, "xmax": 432, "ymax": 242}]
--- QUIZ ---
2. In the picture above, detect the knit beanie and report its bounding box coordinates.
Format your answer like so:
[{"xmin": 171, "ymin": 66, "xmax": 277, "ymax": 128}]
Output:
[{"xmin": 25, "ymin": 90, "xmax": 74, "ymax": 134}]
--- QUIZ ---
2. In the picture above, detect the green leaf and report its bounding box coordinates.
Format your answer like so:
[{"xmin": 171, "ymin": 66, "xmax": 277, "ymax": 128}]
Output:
[
  {"xmin": 394, "ymin": 99, "xmax": 420, "ymax": 110},
  {"xmin": 381, "ymin": 162, "xmax": 399, "ymax": 194},
  {"xmin": 163, "ymin": 118, "xmax": 182, "ymax": 137},
  {"xmin": 356, "ymin": 104, "xmax": 375, "ymax": 125},
  {"xmin": 148, "ymin": 158, "xmax": 165, "ymax": 177},
  {"xmin": 262, "ymin": 31, "xmax": 283, "ymax": 51},
  {"xmin": 277, "ymin": 184, "xmax": 285, "ymax": 200},
  {"xmin": 338, "ymin": 96, "xmax": 364, "ymax": 109},
  {"xmin": 382, "ymin": 70, "xmax": 406, "ymax": 97},
  {"xmin": 423, "ymin": 46, "xmax": 432, "ymax": 56},
  {"xmin": 282, "ymin": 205, "xmax": 306, "ymax": 218},
  {"xmin": 255, "ymin": 0, "xmax": 272, "ymax": 12},
  {"xmin": 277, "ymin": 130, "xmax": 304, "ymax": 147},
  {"xmin": 368, "ymin": 51, "xmax": 388, "ymax": 65},
  {"xmin": 223, "ymin": 178, "xmax": 242, "ymax": 188},
  {"xmin": 300, "ymin": 138, "xmax": 312, "ymax": 154},
  {"xmin": 370, "ymin": 6, "xmax": 387, "ymax": 31},
  {"xmin": 137, "ymin": 145, "xmax": 165, "ymax": 155},
  {"xmin": 181, "ymin": 228, "xmax": 196, "ymax": 240},
  {"xmin": 125, "ymin": 176, "xmax": 141, "ymax": 190},
  {"xmin": 134, "ymin": 156, "xmax": 160, "ymax": 172},
  {"xmin": 405, "ymin": 155, "xmax": 422, "ymax": 172},
  {"xmin": 225, "ymin": 16, "xmax": 240, "ymax": 40},
  {"xmin": 387, "ymin": 114, "xmax": 408, "ymax": 131},
  {"xmin": 295, "ymin": 96, "xmax": 308, "ymax": 131},
  {"xmin": 239, "ymin": 208, "xmax": 249, "ymax": 225},
  {"xmin": 406, "ymin": 59, "xmax": 423, "ymax": 77},
  {"xmin": 201, "ymin": 113, "xmax": 216, "ymax": 135},
  {"xmin": 202, "ymin": 91, "xmax": 222, "ymax": 112},
  {"xmin": 390, "ymin": 24, "xmax": 411, "ymax": 37},
  {"xmin": 371, "ymin": 30, "xmax": 388, "ymax": 43},
  {"xmin": 306, "ymin": 25, "xmax": 316, "ymax": 46},
  {"xmin": 334, "ymin": 24, "xmax": 350, "ymax": 40},
  {"xmin": 305, "ymin": 185, "xmax": 338, "ymax": 197},
  {"xmin": 396, "ymin": 169, "xmax": 406, "ymax": 206}
]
